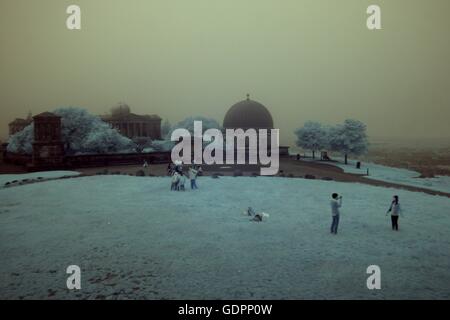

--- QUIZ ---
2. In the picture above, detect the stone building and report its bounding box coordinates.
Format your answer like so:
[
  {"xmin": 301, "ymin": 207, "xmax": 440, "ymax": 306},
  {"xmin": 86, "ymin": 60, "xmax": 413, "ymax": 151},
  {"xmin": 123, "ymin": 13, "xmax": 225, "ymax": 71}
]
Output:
[
  {"xmin": 101, "ymin": 103, "xmax": 162, "ymax": 141},
  {"xmin": 31, "ymin": 112, "xmax": 64, "ymax": 168},
  {"xmin": 8, "ymin": 113, "xmax": 32, "ymax": 136}
]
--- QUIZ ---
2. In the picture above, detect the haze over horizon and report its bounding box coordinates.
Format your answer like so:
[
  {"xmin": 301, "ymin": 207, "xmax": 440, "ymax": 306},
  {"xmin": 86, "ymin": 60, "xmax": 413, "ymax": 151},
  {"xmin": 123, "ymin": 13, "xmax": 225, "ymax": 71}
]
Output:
[{"xmin": 1, "ymin": 0, "xmax": 450, "ymax": 146}]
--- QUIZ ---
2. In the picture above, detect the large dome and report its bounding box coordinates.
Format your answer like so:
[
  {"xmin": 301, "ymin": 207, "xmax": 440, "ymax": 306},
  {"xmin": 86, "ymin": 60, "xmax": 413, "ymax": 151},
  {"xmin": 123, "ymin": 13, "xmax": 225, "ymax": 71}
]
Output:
[{"xmin": 223, "ymin": 95, "xmax": 274, "ymax": 130}]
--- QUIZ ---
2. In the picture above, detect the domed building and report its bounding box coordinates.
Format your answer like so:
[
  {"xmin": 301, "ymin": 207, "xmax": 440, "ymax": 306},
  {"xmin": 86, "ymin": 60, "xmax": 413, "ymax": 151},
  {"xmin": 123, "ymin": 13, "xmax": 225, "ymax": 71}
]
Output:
[
  {"xmin": 222, "ymin": 94, "xmax": 289, "ymax": 157},
  {"xmin": 223, "ymin": 94, "xmax": 274, "ymax": 131}
]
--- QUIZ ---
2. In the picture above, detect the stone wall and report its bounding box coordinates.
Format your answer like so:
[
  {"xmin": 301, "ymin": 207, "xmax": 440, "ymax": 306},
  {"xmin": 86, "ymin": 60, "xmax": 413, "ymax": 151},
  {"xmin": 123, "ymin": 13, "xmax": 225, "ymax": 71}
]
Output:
[{"xmin": 3, "ymin": 150, "xmax": 171, "ymax": 171}]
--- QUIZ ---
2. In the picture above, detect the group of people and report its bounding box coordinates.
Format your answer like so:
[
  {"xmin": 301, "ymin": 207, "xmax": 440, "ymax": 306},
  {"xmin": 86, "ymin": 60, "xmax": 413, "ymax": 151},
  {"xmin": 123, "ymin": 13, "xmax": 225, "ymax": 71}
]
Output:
[
  {"xmin": 168, "ymin": 162, "xmax": 202, "ymax": 191},
  {"xmin": 330, "ymin": 193, "xmax": 403, "ymax": 234}
]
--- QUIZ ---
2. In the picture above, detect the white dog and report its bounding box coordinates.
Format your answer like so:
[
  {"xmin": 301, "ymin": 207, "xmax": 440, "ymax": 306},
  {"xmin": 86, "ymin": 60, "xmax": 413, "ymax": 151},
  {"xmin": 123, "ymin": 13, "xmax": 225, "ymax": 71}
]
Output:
[{"xmin": 243, "ymin": 207, "xmax": 269, "ymax": 222}]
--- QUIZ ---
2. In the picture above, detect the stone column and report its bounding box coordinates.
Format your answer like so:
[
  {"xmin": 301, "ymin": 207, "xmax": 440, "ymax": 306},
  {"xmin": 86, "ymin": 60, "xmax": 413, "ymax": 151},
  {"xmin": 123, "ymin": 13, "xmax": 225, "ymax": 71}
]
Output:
[{"xmin": 143, "ymin": 123, "xmax": 148, "ymax": 137}]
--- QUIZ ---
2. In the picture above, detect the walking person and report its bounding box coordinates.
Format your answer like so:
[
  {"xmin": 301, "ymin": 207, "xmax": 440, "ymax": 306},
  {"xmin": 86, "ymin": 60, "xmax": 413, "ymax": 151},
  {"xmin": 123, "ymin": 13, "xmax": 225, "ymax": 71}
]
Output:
[
  {"xmin": 386, "ymin": 195, "xmax": 402, "ymax": 231},
  {"xmin": 188, "ymin": 166, "xmax": 198, "ymax": 190},
  {"xmin": 330, "ymin": 193, "xmax": 342, "ymax": 234}
]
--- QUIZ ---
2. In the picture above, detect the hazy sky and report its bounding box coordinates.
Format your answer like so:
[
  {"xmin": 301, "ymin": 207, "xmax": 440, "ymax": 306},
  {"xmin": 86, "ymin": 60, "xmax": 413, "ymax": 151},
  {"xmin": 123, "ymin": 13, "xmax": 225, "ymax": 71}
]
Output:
[{"xmin": 1, "ymin": 0, "xmax": 449, "ymax": 145}]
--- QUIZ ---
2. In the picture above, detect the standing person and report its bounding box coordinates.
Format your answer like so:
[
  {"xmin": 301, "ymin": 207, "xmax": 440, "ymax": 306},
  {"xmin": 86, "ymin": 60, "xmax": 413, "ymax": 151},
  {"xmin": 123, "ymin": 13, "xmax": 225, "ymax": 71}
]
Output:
[
  {"xmin": 143, "ymin": 160, "xmax": 150, "ymax": 175},
  {"xmin": 178, "ymin": 172, "xmax": 186, "ymax": 191},
  {"xmin": 386, "ymin": 195, "xmax": 402, "ymax": 231},
  {"xmin": 189, "ymin": 166, "xmax": 198, "ymax": 190},
  {"xmin": 167, "ymin": 163, "xmax": 173, "ymax": 176},
  {"xmin": 171, "ymin": 171, "xmax": 180, "ymax": 191},
  {"xmin": 330, "ymin": 193, "xmax": 343, "ymax": 234}
]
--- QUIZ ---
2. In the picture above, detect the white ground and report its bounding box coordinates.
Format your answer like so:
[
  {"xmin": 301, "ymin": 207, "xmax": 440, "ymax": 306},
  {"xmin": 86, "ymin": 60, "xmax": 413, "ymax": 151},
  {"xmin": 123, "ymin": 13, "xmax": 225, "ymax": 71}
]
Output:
[
  {"xmin": 1, "ymin": 175, "xmax": 450, "ymax": 299},
  {"xmin": 324, "ymin": 158, "xmax": 450, "ymax": 194},
  {"xmin": 0, "ymin": 171, "xmax": 80, "ymax": 187}
]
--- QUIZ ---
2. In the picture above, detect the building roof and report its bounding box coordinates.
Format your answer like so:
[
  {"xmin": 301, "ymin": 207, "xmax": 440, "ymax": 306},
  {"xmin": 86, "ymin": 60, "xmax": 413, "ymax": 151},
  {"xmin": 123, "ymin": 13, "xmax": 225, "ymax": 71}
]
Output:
[
  {"xmin": 9, "ymin": 118, "xmax": 31, "ymax": 125},
  {"xmin": 33, "ymin": 112, "xmax": 60, "ymax": 119},
  {"xmin": 223, "ymin": 95, "xmax": 274, "ymax": 129},
  {"xmin": 101, "ymin": 113, "xmax": 161, "ymax": 122}
]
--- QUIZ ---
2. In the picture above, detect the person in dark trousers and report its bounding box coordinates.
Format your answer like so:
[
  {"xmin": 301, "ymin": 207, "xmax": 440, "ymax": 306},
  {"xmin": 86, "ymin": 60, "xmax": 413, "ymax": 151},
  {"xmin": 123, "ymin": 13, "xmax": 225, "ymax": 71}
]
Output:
[
  {"xmin": 188, "ymin": 166, "xmax": 198, "ymax": 190},
  {"xmin": 386, "ymin": 195, "xmax": 402, "ymax": 230},
  {"xmin": 330, "ymin": 193, "xmax": 342, "ymax": 234},
  {"xmin": 178, "ymin": 172, "xmax": 186, "ymax": 191}
]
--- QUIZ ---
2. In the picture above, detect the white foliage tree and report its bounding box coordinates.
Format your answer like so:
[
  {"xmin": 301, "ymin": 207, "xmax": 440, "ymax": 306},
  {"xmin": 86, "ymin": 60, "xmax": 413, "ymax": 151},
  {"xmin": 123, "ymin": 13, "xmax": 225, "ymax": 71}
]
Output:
[
  {"xmin": 6, "ymin": 124, "xmax": 34, "ymax": 154},
  {"xmin": 82, "ymin": 123, "xmax": 134, "ymax": 154},
  {"xmin": 170, "ymin": 116, "xmax": 222, "ymax": 136},
  {"xmin": 141, "ymin": 116, "xmax": 220, "ymax": 153},
  {"xmin": 169, "ymin": 116, "xmax": 222, "ymax": 147},
  {"xmin": 54, "ymin": 107, "xmax": 102, "ymax": 153},
  {"xmin": 149, "ymin": 140, "xmax": 175, "ymax": 152},
  {"xmin": 7, "ymin": 107, "xmax": 135, "ymax": 155},
  {"xmin": 294, "ymin": 121, "xmax": 328, "ymax": 159},
  {"xmin": 328, "ymin": 119, "xmax": 369, "ymax": 164}
]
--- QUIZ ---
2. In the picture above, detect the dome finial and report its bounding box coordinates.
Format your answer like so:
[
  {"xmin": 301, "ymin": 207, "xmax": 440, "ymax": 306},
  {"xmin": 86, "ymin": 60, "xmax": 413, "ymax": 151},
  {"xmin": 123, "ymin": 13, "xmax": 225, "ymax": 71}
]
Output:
[{"xmin": 246, "ymin": 93, "xmax": 250, "ymax": 101}]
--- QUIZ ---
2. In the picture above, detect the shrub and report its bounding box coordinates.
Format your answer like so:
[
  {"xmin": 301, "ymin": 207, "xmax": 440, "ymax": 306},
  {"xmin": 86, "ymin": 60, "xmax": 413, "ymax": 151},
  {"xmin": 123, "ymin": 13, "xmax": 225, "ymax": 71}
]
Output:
[{"xmin": 136, "ymin": 170, "xmax": 145, "ymax": 177}]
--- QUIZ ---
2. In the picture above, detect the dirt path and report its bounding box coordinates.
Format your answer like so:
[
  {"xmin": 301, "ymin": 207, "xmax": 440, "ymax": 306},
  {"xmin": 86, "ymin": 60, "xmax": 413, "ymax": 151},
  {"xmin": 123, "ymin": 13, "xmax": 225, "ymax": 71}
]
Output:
[
  {"xmin": 2, "ymin": 158, "xmax": 449, "ymax": 198},
  {"xmin": 75, "ymin": 159, "xmax": 450, "ymax": 198}
]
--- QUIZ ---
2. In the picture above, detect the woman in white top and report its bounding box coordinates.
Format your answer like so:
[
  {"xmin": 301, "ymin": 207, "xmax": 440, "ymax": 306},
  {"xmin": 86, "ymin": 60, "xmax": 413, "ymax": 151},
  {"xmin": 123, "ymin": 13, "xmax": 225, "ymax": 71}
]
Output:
[{"xmin": 386, "ymin": 195, "xmax": 402, "ymax": 231}]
